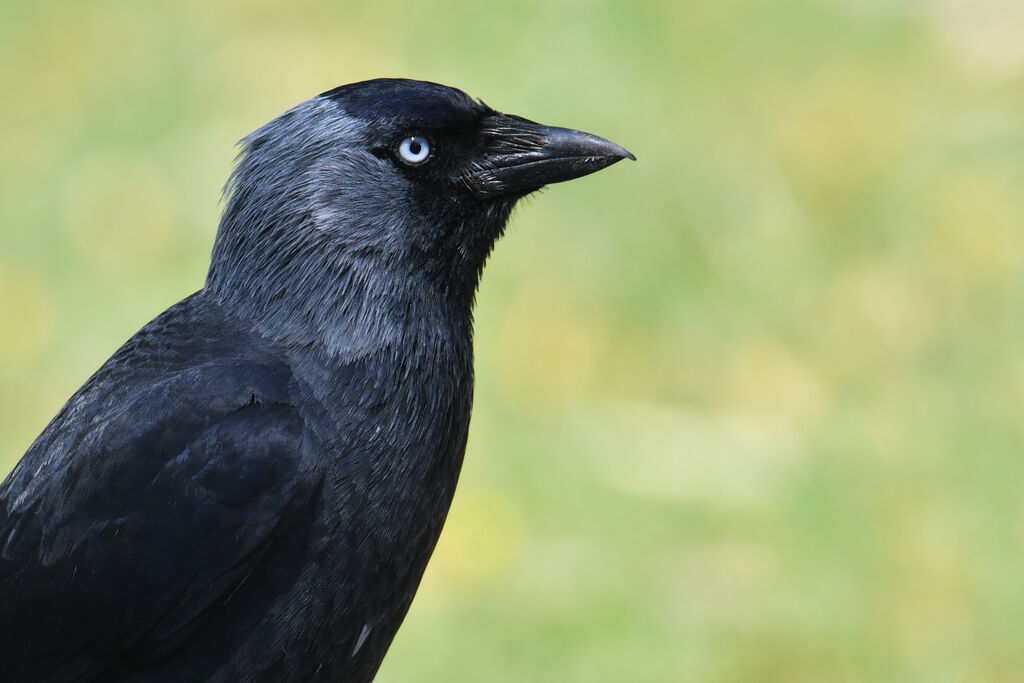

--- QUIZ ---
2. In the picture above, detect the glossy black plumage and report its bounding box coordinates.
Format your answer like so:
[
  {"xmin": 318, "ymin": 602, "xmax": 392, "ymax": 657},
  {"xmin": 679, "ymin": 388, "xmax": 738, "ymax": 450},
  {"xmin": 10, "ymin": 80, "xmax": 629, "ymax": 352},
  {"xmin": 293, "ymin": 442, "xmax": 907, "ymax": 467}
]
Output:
[{"xmin": 0, "ymin": 78, "xmax": 632, "ymax": 682}]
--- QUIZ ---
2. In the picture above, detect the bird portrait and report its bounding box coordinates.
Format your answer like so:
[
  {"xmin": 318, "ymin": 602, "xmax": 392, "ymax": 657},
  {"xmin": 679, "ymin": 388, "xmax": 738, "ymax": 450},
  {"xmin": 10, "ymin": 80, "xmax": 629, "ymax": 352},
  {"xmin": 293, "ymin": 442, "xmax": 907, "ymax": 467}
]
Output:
[{"xmin": 0, "ymin": 78, "xmax": 633, "ymax": 682}]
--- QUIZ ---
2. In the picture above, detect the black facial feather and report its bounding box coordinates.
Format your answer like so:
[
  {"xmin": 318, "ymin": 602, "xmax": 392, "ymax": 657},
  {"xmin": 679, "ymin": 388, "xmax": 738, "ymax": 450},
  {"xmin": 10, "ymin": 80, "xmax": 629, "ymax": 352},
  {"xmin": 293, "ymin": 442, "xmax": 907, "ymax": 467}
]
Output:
[{"xmin": 321, "ymin": 78, "xmax": 490, "ymax": 127}]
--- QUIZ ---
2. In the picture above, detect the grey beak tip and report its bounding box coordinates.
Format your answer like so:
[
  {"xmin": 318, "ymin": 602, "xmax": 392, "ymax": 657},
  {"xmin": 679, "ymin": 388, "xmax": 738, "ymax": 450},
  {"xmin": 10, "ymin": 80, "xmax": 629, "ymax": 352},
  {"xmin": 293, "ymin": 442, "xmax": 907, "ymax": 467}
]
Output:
[{"xmin": 603, "ymin": 145, "xmax": 635, "ymax": 164}]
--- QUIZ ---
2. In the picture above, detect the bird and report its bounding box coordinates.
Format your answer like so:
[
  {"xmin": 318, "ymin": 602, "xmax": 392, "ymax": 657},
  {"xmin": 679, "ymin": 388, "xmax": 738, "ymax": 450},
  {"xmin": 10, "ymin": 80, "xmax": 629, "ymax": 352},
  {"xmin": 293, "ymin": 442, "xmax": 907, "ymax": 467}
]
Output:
[{"xmin": 0, "ymin": 78, "xmax": 633, "ymax": 682}]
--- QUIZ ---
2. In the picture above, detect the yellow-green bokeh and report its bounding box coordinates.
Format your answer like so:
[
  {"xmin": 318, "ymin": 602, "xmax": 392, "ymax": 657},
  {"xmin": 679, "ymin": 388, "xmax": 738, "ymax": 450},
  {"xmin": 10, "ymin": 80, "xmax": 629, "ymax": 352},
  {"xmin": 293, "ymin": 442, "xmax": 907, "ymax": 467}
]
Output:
[{"xmin": 2, "ymin": 1, "xmax": 1023, "ymax": 681}]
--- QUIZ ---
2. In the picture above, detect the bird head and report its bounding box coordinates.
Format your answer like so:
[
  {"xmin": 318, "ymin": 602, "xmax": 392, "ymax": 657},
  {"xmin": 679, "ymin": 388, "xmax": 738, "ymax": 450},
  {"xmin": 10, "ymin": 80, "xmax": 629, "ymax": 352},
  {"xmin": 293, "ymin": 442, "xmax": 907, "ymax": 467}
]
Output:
[{"xmin": 206, "ymin": 79, "xmax": 632, "ymax": 352}]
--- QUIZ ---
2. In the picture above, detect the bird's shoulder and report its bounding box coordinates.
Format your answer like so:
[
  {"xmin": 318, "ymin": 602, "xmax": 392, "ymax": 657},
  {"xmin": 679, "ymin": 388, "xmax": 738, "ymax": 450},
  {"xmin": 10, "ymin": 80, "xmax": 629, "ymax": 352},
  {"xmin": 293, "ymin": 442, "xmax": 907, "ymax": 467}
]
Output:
[
  {"xmin": 0, "ymin": 293, "xmax": 327, "ymax": 680},
  {"xmin": 2, "ymin": 292, "xmax": 297, "ymax": 500}
]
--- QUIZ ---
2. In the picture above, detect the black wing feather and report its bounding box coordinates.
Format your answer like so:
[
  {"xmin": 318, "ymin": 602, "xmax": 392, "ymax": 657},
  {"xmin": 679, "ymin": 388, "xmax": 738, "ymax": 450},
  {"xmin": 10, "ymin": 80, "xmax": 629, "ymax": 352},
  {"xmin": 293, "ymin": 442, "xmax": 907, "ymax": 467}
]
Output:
[{"xmin": 0, "ymin": 359, "xmax": 320, "ymax": 682}]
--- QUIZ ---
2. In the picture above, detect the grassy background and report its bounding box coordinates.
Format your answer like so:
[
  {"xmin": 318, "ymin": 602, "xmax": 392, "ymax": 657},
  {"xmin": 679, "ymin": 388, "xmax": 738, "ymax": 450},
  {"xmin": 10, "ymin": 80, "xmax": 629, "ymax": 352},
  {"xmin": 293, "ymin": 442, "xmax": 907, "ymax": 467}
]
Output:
[{"xmin": 2, "ymin": 1, "xmax": 1024, "ymax": 680}]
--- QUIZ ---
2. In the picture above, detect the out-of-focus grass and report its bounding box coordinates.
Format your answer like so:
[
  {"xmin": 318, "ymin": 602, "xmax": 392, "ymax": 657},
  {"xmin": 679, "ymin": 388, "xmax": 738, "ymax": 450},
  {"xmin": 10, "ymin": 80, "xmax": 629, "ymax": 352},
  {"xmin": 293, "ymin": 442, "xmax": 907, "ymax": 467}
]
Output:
[{"xmin": 2, "ymin": 1, "xmax": 1024, "ymax": 681}]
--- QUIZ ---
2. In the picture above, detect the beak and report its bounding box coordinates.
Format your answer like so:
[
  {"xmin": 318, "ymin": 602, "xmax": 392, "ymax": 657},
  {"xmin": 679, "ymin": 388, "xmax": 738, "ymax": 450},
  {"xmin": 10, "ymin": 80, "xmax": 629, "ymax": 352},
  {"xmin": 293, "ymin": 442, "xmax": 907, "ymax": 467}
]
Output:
[{"xmin": 466, "ymin": 114, "xmax": 635, "ymax": 198}]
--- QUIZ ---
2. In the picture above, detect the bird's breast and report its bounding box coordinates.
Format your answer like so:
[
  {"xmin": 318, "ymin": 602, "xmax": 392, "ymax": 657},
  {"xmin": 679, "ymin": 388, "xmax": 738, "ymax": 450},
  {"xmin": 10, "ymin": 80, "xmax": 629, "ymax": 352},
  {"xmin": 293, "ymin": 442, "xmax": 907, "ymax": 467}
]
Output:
[{"xmin": 276, "ymin": 341, "xmax": 475, "ymax": 676}]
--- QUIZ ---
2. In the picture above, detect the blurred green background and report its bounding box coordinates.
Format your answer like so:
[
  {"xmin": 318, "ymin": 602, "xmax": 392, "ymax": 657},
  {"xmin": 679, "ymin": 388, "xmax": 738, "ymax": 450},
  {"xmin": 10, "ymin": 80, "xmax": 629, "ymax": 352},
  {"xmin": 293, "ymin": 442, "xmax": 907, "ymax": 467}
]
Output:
[{"xmin": 2, "ymin": 0, "xmax": 1024, "ymax": 680}]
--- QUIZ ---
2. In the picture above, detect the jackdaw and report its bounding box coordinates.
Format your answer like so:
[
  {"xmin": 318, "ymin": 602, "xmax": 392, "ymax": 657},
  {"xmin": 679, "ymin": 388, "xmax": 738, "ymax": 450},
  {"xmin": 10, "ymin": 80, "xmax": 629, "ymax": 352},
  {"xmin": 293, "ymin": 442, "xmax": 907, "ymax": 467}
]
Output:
[{"xmin": 0, "ymin": 78, "xmax": 633, "ymax": 682}]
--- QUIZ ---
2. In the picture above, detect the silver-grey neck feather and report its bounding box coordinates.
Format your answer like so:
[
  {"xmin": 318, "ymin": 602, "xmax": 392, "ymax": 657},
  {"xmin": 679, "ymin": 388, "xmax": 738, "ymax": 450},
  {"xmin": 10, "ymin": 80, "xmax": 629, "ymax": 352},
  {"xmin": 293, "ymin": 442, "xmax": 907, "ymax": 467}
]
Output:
[{"xmin": 205, "ymin": 99, "xmax": 509, "ymax": 358}]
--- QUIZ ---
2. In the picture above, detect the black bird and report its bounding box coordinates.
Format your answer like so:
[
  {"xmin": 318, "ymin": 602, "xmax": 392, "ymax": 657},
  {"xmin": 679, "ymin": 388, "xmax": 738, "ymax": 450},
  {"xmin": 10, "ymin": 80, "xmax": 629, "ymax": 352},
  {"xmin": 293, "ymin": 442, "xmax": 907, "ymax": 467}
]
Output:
[{"xmin": 0, "ymin": 78, "xmax": 633, "ymax": 682}]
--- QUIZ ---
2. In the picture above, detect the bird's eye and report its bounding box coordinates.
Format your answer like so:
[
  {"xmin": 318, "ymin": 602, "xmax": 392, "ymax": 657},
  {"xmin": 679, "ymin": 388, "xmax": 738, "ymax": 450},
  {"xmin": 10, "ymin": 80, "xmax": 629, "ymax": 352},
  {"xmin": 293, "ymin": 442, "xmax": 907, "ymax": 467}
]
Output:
[{"xmin": 397, "ymin": 136, "xmax": 431, "ymax": 165}]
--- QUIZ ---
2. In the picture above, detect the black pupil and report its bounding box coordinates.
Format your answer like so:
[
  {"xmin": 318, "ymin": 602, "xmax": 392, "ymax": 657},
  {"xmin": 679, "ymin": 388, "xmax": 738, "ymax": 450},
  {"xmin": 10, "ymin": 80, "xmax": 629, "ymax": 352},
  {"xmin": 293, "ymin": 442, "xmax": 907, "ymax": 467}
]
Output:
[{"xmin": 408, "ymin": 139, "xmax": 422, "ymax": 155}]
